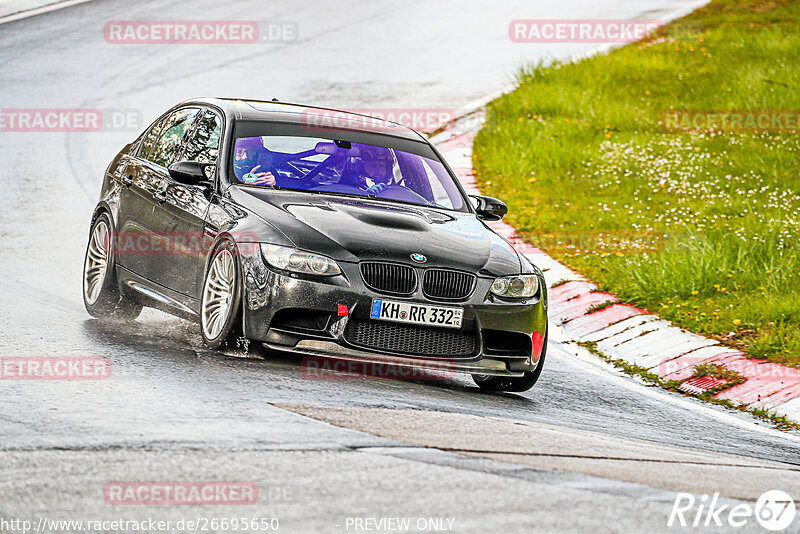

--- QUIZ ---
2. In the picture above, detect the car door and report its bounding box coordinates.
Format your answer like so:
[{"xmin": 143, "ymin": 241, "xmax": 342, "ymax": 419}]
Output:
[
  {"xmin": 115, "ymin": 111, "xmax": 172, "ymax": 278},
  {"xmin": 152, "ymin": 108, "xmax": 223, "ymax": 298},
  {"xmin": 120, "ymin": 107, "xmax": 201, "ymax": 285}
]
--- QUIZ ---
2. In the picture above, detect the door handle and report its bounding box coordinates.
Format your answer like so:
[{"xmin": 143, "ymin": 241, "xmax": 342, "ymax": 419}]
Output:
[
  {"xmin": 121, "ymin": 175, "xmax": 133, "ymax": 188},
  {"xmin": 204, "ymin": 224, "xmax": 218, "ymax": 238},
  {"xmin": 153, "ymin": 190, "xmax": 167, "ymax": 204}
]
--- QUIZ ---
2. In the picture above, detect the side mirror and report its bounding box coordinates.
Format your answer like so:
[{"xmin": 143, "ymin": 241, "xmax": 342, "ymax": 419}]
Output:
[
  {"xmin": 470, "ymin": 195, "xmax": 508, "ymax": 221},
  {"xmin": 168, "ymin": 160, "xmax": 213, "ymax": 186}
]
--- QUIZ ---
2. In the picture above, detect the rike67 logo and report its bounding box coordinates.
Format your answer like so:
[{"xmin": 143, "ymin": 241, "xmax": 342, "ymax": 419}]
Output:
[{"xmin": 669, "ymin": 490, "xmax": 795, "ymax": 531}]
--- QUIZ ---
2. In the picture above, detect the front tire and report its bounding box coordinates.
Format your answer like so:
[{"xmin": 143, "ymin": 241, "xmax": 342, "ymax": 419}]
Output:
[
  {"xmin": 82, "ymin": 212, "xmax": 142, "ymax": 320},
  {"xmin": 473, "ymin": 341, "xmax": 547, "ymax": 393},
  {"xmin": 200, "ymin": 240, "xmax": 243, "ymax": 349}
]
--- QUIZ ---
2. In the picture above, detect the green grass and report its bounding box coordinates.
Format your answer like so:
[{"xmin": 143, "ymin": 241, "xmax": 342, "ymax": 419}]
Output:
[{"xmin": 474, "ymin": 0, "xmax": 800, "ymax": 367}]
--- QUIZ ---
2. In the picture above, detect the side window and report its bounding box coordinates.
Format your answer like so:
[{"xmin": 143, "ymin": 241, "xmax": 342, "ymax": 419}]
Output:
[
  {"xmin": 181, "ymin": 111, "xmax": 222, "ymax": 165},
  {"xmin": 139, "ymin": 114, "xmax": 170, "ymax": 159},
  {"xmin": 148, "ymin": 108, "xmax": 199, "ymax": 168}
]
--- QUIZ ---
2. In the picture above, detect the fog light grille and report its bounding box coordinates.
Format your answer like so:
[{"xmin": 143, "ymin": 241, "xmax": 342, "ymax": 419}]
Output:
[{"xmin": 344, "ymin": 319, "xmax": 477, "ymax": 357}]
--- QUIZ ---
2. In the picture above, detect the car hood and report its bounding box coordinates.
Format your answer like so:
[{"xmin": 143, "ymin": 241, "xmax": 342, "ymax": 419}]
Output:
[{"xmin": 231, "ymin": 188, "xmax": 521, "ymax": 276}]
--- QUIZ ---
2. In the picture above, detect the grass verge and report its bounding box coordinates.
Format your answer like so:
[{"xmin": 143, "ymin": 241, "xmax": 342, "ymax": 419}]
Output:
[{"xmin": 474, "ymin": 0, "xmax": 800, "ymax": 367}]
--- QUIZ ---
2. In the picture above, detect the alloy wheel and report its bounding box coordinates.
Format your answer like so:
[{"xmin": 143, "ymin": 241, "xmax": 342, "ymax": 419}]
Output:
[
  {"xmin": 83, "ymin": 219, "xmax": 110, "ymax": 305},
  {"xmin": 201, "ymin": 249, "xmax": 236, "ymax": 340}
]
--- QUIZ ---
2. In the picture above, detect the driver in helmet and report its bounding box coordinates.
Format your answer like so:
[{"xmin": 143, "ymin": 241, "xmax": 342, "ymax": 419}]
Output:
[
  {"xmin": 359, "ymin": 145, "xmax": 394, "ymax": 195},
  {"xmin": 234, "ymin": 137, "xmax": 277, "ymax": 186}
]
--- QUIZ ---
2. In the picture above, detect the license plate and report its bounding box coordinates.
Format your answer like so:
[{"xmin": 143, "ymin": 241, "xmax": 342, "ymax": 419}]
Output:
[{"xmin": 369, "ymin": 299, "xmax": 463, "ymax": 329}]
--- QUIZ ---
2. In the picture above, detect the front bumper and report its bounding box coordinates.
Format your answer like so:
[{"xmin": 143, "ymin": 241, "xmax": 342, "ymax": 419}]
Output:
[{"xmin": 240, "ymin": 253, "xmax": 548, "ymax": 377}]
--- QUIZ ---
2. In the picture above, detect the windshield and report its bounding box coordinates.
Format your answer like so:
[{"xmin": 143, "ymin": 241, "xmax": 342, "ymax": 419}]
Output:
[{"xmin": 231, "ymin": 135, "xmax": 467, "ymax": 211}]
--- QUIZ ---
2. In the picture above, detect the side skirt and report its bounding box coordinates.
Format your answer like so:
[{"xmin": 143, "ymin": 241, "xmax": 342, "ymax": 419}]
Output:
[{"xmin": 117, "ymin": 266, "xmax": 200, "ymax": 322}]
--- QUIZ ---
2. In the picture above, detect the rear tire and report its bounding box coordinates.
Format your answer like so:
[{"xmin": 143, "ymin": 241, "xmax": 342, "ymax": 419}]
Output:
[
  {"xmin": 200, "ymin": 239, "xmax": 243, "ymax": 349},
  {"xmin": 82, "ymin": 212, "xmax": 142, "ymax": 320}
]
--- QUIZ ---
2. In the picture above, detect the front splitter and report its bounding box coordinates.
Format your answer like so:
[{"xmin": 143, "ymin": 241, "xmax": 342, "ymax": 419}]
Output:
[{"xmin": 264, "ymin": 339, "xmax": 525, "ymax": 377}]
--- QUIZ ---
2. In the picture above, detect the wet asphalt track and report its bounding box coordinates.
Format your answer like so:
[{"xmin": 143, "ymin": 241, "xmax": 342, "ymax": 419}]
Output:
[{"xmin": 1, "ymin": 0, "xmax": 799, "ymax": 532}]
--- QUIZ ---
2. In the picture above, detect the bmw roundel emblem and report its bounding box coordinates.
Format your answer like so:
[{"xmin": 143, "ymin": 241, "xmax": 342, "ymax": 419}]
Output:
[{"xmin": 410, "ymin": 253, "xmax": 427, "ymax": 263}]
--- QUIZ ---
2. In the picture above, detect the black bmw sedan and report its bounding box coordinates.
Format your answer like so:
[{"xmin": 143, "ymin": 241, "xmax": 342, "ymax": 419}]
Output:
[{"xmin": 82, "ymin": 98, "xmax": 548, "ymax": 392}]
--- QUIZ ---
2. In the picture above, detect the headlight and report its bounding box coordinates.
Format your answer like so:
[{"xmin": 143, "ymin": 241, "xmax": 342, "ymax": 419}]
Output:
[
  {"xmin": 260, "ymin": 244, "xmax": 341, "ymax": 276},
  {"xmin": 490, "ymin": 274, "xmax": 540, "ymax": 298}
]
